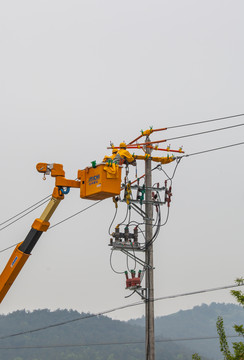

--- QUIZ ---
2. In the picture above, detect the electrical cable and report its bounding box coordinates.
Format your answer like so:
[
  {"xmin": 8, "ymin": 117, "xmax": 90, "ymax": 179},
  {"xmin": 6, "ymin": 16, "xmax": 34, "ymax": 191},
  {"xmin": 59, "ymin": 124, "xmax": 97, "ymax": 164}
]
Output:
[
  {"xmin": 127, "ymin": 206, "xmax": 132, "ymax": 226},
  {"xmin": 144, "ymin": 205, "xmax": 162, "ymax": 250},
  {"xmin": 0, "ymin": 333, "xmax": 240, "ymax": 350},
  {"xmin": 158, "ymin": 206, "xmax": 170, "ymax": 228},
  {"xmin": 0, "ymin": 201, "xmax": 104, "ymax": 254},
  {"xmin": 0, "ymin": 242, "xmax": 20, "ymax": 254},
  {"xmin": 167, "ymin": 112, "xmax": 244, "ymax": 130},
  {"xmin": 0, "ymin": 334, "xmax": 239, "ymax": 350},
  {"xmin": 126, "ymin": 240, "xmax": 137, "ymax": 272},
  {"xmin": 49, "ymin": 200, "xmax": 103, "ymax": 229},
  {"xmin": 165, "ymin": 123, "xmax": 244, "ymax": 143},
  {"xmin": 0, "ymin": 195, "xmax": 52, "ymax": 227},
  {"xmin": 108, "ymin": 207, "xmax": 118, "ymax": 236},
  {"xmin": 0, "ymin": 198, "xmax": 51, "ymax": 232},
  {"xmin": 117, "ymin": 205, "xmax": 129, "ymax": 227},
  {"xmin": 179, "ymin": 141, "xmax": 244, "ymax": 158},
  {"xmin": 109, "ymin": 250, "xmax": 125, "ymax": 275},
  {"xmin": 0, "ymin": 282, "xmax": 243, "ymax": 340}
]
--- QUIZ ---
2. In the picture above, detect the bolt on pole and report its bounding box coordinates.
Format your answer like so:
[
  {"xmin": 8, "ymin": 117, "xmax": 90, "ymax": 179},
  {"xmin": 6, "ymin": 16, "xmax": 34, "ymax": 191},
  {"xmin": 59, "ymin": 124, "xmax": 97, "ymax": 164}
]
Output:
[{"xmin": 145, "ymin": 136, "xmax": 155, "ymax": 360}]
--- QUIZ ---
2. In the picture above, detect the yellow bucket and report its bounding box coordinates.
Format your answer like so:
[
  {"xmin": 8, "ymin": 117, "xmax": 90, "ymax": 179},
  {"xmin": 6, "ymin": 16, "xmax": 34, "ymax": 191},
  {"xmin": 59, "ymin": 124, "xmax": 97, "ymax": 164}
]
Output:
[{"xmin": 77, "ymin": 164, "xmax": 122, "ymax": 200}]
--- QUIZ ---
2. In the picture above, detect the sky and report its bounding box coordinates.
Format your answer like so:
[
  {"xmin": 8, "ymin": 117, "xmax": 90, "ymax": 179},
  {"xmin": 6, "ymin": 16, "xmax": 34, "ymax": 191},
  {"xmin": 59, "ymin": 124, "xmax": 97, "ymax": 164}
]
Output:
[{"xmin": 0, "ymin": 0, "xmax": 244, "ymax": 322}]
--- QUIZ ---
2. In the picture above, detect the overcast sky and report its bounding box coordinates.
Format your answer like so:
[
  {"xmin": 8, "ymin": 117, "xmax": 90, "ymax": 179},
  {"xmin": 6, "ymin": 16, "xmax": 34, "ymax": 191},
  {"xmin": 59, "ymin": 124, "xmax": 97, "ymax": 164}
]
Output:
[{"xmin": 0, "ymin": 0, "xmax": 244, "ymax": 321}]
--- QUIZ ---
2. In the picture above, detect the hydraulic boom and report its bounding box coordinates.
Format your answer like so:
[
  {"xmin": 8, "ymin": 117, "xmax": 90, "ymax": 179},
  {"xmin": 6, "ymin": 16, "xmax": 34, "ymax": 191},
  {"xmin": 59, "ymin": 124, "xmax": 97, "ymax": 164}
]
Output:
[{"xmin": 0, "ymin": 162, "xmax": 121, "ymax": 303}]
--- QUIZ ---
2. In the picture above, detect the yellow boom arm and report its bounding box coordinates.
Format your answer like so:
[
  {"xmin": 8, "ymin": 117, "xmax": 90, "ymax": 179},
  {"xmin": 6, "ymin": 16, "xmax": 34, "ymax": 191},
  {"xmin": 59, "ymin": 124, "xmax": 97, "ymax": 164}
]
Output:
[{"xmin": 0, "ymin": 162, "xmax": 122, "ymax": 303}]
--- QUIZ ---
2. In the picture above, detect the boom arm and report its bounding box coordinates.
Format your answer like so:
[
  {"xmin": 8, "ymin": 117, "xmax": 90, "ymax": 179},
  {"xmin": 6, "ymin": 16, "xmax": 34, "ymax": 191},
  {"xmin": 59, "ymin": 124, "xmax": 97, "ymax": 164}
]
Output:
[
  {"xmin": 0, "ymin": 161, "xmax": 121, "ymax": 303},
  {"xmin": 0, "ymin": 163, "xmax": 81, "ymax": 303},
  {"xmin": 0, "ymin": 195, "xmax": 62, "ymax": 303}
]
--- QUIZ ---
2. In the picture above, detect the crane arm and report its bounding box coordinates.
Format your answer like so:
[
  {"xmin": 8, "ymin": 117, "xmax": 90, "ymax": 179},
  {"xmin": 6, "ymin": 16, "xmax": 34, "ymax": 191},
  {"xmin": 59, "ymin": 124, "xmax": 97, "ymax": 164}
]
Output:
[
  {"xmin": 0, "ymin": 162, "xmax": 122, "ymax": 303},
  {"xmin": 0, "ymin": 163, "xmax": 71, "ymax": 303},
  {"xmin": 0, "ymin": 191, "xmax": 63, "ymax": 303}
]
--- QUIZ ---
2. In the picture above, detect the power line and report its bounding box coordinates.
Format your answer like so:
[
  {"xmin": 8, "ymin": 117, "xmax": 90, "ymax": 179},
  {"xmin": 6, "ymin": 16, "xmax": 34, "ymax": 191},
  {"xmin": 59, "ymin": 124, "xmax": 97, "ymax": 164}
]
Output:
[
  {"xmin": 166, "ymin": 123, "xmax": 244, "ymax": 142},
  {"xmin": 0, "ymin": 195, "xmax": 52, "ymax": 227},
  {"xmin": 0, "ymin": 282, "xmax": 242, "ymax": 340},
  {"xmin": 0, "ymin": 196, "xmax": 52, "ymax": 232},
  {"xmin": 48, "ymin": 200, "xmax": 103, "ymax": 229},
  {"xmin": 167, "ymin": 113, "xmax": 244, "ymax": 129},
  {"xmin": 180, "ymin": 141, "xmax": 244, "ymax": 158},
  {"xmin": 0, "ymin": 242, "xmax": 20, "ymax": 254},
  {"xmin": 0, "ymin": 201, "xmax": 104, "ymax": 254},
  {"xmin": 0, "ymin": 334, "xmax": 239, "ymax": 350}
]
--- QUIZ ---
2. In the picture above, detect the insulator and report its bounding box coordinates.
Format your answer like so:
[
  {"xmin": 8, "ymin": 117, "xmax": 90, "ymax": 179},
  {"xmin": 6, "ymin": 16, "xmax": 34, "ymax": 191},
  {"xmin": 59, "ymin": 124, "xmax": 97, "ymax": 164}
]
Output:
[{"xmin": 114, "ymin": 226, "xmax": 120, "ymax": 240}]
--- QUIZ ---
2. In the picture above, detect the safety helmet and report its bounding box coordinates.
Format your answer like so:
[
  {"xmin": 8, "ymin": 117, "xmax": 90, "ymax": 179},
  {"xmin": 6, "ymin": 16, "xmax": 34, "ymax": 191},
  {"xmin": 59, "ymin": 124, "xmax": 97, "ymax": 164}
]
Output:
[
  {"xmin": 120, "ymin": 142, "xmax": 127, "ymax": 149},
  {"xmin": 112, "ymin": 148, "xmax": 118, "ymax": 154}
]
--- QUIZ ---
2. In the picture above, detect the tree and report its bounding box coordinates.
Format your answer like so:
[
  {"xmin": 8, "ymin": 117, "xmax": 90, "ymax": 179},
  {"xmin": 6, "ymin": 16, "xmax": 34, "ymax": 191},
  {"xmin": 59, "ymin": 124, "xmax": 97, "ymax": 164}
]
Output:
[
  {"xmin": 192, "ymin": 278, "xmax": 244, "ymax": 360},
  {"xmin": 192, "ymin": 354, "xmax": 201, "ymax": 360}
]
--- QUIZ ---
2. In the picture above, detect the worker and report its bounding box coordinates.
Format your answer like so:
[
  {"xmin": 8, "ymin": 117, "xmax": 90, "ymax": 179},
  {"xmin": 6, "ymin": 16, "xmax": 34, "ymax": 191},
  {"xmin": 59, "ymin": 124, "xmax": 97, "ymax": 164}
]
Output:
[
  {"xmin": 103, "ymin": 148, "xmax": 119, "ymax": 177},
  {"xmin": 103, "ymin": 148, "xmax": 118, "ymax": 163},
  {"xmin": 113, "ymin": 142, "xmax": 136, "ymax": 166}
]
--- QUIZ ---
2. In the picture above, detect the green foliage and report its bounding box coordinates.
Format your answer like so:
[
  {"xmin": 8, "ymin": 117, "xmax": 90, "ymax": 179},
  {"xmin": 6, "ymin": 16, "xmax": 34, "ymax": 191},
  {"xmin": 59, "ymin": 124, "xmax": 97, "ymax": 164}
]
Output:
[
  {"xmin": 129, "ymin": 302, "xmax": 244, "ymax": 359},
  {"xmin": 189, "ymin": 279, "xmax": 244, "ymax": 360},
  {"xmin": 216, "ymin": 316, "xmax": 232, "ymax": 360},
  {"xmin": 192, "ymin": 353, "xmax": 202, "ymax": 360},
  {"xmin": 229, "ymin": 280, "xmax": 244, "ymax": 360},
  {"xmin": 194, "ymin": 279, "xmax": 244, "ymax": 360}
]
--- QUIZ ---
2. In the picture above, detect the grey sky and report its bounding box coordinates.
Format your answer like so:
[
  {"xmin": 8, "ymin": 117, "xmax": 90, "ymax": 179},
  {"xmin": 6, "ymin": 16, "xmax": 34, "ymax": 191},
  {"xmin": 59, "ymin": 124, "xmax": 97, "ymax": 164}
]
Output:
[{"xmin": 0, "ymin": 0, "xmax": 243, "ymax": 321}]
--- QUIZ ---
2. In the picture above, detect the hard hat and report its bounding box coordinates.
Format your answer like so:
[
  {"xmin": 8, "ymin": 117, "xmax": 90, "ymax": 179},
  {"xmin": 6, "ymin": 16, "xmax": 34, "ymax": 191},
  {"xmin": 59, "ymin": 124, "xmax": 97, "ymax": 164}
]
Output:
[
  {"xmin": 112, "ymin": 148, "xmax": 118, "ymax": 154},
  {"xmin": 120, "ymin": 142, "xmax": 127, "ymax": 148}
]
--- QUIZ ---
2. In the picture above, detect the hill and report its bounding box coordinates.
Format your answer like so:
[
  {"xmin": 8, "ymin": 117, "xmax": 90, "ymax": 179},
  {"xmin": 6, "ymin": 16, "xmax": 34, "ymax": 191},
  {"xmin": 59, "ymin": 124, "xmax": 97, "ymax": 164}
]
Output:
[
  {"xmin": 0, "ymin": 308, "xmax": 200, "ymax": 360},
  {"xmin": 128, "ymin": 302, "xmax": 244, "ymax": 359}
]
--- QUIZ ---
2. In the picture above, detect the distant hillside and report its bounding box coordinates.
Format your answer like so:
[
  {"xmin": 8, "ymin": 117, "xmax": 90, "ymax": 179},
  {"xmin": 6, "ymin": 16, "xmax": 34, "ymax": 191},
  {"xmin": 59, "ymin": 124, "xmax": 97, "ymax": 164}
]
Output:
[
  {"xmin": 128, "ymin": 302, "xmax": 244, "ymax": 360},
  {"xmin": 0, "ymin": 309, "xmax": 203, "ymax": 360}
]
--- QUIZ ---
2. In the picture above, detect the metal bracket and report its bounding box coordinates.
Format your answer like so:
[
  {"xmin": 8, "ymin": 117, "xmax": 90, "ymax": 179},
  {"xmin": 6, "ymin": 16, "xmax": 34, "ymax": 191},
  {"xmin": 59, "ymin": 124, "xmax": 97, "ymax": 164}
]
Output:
[
  {"xmin": 109, "ymin": 241, "xmax": 144, "ymax": 252},
  {"xmin": 130, "ymin": 203, "xmax": 149, "ymax": 219},
  {"xmin": 136, "ymin": 288, "xmax": 148, "ymax": 301},
  {"xmin": 121, "ymin": 249, "xmax": 153, "ymax": 269}
]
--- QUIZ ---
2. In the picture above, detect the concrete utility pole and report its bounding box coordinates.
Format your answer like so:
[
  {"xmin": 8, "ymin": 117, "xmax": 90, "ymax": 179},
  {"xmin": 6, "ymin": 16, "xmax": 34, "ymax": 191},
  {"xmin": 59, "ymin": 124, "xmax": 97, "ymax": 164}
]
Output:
[{"xmin": 145, "ymin": 136, "xmax": 155, "ymax": 360}]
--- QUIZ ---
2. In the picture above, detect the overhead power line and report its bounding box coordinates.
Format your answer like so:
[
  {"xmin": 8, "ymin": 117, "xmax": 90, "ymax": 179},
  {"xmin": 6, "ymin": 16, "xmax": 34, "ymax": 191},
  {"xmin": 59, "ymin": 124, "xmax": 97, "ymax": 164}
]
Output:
[
  {"xmin": 179, "ymin": 141, "xmax": 244, "ymax": 158},
  {"xmin": 0, "ymin": 282, "xmax": 242, "ymax": 340},
  {"xmin": 0, "ymin": 243, "xmax": 21, "ymax": 254},
  {"xmin": 0, "ymin": 195, "xmax": 52, "ymax": 227},
  {"xmin": 167, "ymin": 113, "xmax": 244, "ymax": 129},
  {"xmin": 0, "ymin": 201, "xmax": 104, "ymax": 254},
  {"xmin": 0, "ymin": 199, "xmax": 51, "ymax": 233},
  {"xmin": 166, "ymin": 123, "xmax": 244, "ymax": 142},
  {"xmin": 0, "ymin": 334, "xmax": 239, "ymax": 350},
  {"xmin": 0, "ymin": 196, "xmax": 52, "ymax": 232},
  {"xmin": 49, "ymin": 200, "xmax": 102, "ymax": 229}
]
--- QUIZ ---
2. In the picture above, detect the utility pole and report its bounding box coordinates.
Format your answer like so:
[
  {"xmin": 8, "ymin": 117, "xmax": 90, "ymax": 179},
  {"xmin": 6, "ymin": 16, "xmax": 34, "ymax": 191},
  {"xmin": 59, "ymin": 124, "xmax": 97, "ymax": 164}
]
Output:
[{"xmin": 145, "ymin": 136, "xmax": 155, "ymax": 360}]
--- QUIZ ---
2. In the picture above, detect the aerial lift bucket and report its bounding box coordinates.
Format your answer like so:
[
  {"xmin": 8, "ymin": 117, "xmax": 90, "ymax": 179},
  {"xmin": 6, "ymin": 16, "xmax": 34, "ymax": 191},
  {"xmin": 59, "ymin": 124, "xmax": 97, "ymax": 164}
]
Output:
[{"xmin": 78, "ymin": 164, "xmax": 122, "ymax": 200}]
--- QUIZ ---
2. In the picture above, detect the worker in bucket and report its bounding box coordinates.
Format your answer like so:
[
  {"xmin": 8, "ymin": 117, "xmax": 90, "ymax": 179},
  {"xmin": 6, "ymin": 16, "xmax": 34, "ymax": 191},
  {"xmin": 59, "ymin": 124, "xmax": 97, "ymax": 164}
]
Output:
[
  {"xmin": 103, "ymin": 148, "xmax": 118, "ymax": 164},
  {"xmin": 113, "ymin": 142, "xmax": 136, "ymax": 166}
]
